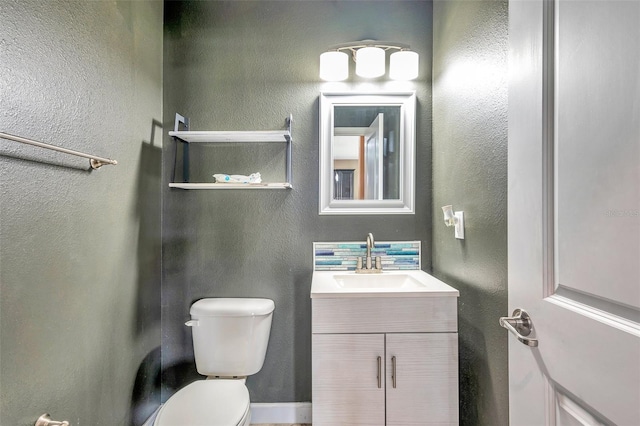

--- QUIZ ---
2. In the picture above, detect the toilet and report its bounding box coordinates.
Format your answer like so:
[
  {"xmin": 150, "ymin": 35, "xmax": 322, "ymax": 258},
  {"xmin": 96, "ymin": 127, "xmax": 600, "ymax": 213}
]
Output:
[{"xmin": 154, "ymin": 298, "xmax": 275, "ymax": 426}]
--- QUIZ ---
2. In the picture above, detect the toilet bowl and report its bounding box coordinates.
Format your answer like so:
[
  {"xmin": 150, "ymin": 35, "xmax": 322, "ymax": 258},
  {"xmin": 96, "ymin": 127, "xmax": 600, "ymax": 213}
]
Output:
[
  {"xmin": 154, "ymin": 298, "xmax": 274, "ymax": 426},
  {"xmin": 154, "ymin": 380, "xmax": 251, "ymax": 426}
]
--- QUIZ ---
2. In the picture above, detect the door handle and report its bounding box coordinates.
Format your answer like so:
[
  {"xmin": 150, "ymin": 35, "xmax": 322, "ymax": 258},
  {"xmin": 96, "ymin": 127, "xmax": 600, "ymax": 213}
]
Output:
[
  {"xmin": 499, "ymin": 308, "xmax": 539, "ymax": 347},
  {"xmin": 377, "ymin": 356, "xmax": 382, "ymax": 388},
  {"xmin": 391, "ymin": 356, "xmax": 397, "ymax": 388}
]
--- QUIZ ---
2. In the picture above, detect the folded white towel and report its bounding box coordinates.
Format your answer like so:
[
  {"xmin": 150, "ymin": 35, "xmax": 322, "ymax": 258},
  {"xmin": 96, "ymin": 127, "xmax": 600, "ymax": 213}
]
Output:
[{"xmin": 213, "ymin": 172, "xmax": 262, "ymax": 183}]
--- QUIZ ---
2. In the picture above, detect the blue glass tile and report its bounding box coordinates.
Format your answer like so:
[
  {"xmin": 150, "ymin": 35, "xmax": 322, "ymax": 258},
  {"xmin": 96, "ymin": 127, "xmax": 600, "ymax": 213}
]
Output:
[
  {"xmin": 316, "ymin": 260, "xmax": 343, "ymax": 266},
  {"xmin": 389, "ymin": 243, "xmax": 419, "ymax": 249},
  {"xmin": 315, "ymin": 245, "xmax": 337, "ymax": 250},
  {"xmin": 387, "ymin": 250, "xmax": 419, "ymax": 256},
  {"xmin": 337, "ymin": 243, "xmax": 366, "ymax": 249}
]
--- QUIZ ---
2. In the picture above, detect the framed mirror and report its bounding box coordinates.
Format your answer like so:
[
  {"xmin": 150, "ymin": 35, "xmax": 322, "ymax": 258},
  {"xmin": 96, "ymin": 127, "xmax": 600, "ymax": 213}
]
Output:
[{"xmin": 319, "ymin": 91, "xmax": 416, "ymax": 215}]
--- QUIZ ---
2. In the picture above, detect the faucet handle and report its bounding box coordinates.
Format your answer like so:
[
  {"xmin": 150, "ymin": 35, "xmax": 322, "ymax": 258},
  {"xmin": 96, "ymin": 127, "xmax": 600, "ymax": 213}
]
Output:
[
  {"xmin": 356, "ymin": 257, "xmax": 363, "ymax": 270},
  {"xmin": 375, "ymin": 256, "xmax": 382, "ymax": 270}
]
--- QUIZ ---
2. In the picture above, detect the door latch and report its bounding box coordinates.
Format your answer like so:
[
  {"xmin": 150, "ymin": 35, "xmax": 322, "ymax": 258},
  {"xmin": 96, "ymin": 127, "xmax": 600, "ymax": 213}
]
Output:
[{"xmin": 499, "ymin": 308, "xmax": 539, "ymax": 347}]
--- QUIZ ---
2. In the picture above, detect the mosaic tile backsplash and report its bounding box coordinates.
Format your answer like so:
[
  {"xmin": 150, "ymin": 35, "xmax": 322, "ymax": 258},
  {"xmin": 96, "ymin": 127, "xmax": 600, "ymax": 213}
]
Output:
[{"xmin": 313, "ymin": 241, "xmax": 421, "ymax": 271}]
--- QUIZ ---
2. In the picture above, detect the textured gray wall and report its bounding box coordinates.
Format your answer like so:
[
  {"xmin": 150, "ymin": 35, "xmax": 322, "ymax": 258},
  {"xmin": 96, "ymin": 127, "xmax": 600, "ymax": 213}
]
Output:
[
  {"xmin": 432, "ymin": 1, "xmax": 509, "ymax": 425},
  {"xmin": 0, "ymin": 1, "xmax": 163, "ymax": 425},
  {"xmin": 162, "ymin": 1, "xmax": 433, "ymax": 403}
]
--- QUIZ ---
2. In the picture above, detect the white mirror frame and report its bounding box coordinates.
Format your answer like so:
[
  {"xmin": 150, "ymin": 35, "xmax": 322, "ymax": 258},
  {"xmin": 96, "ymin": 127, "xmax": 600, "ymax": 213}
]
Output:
[{"xmin": 319, "ymin": 91, "xmax": 416, "ymax": 215}]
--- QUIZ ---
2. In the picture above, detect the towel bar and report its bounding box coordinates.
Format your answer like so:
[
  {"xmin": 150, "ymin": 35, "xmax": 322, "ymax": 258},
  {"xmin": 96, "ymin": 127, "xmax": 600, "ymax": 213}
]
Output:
[{"xmin": 0, "ymin": 132, "xmax": 117, "ymax": 169}]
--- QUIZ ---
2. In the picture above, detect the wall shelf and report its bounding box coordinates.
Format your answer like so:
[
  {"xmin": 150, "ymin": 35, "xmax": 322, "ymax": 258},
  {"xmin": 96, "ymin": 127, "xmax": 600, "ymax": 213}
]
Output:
[
  {"xmin": 168, "ymin": 130, "xmax": 290, "ymax": 143},
  {"xmin": 169, "ymin": 182, "xmax": 292, "ymax": 190},
  {"xmin": 169, "ymin": 113, "xmax": 293, "ymax": 190}
]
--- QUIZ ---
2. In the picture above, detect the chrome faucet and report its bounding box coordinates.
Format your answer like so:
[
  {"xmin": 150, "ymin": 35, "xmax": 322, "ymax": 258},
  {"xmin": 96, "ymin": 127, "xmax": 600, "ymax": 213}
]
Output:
[
  {"xmin": 356, "ymin": 233, "xmax": 383, "ymax": 274},
  {"xmin": 366, "ymin": 233, "xmax": 375, "ymax": 269}
]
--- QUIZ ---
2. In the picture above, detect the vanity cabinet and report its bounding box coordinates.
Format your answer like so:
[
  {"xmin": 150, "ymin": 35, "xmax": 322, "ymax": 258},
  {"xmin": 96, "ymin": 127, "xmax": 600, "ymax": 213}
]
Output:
[
  {"xmin": 311, "ymin": 296, "xmax": 459, "ymax": 425},
  {"xmin": 313, "ymin": 334, "xmax": 385, "ymax": 425}
]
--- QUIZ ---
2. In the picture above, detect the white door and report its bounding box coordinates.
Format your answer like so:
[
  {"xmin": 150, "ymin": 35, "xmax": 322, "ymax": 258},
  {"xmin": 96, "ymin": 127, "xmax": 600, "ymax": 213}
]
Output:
[
  {"xmin": 364, "ymin": 113, "xmax": 384, "ymax": 200},
  {"xmin": 508, "ymin": 0, "xmax": 640, "ymax": 425}
]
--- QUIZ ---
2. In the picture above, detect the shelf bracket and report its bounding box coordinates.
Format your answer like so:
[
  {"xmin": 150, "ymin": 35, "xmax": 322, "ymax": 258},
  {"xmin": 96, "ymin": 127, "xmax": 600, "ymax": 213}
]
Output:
[
  {"xmin": 285, "ymin": 114, "xmax": 293, "ymax": 187},
  {"xmin": 174, "ymin": 113, "xmax": 189, "ymax": 133},
  {"xmin": 173, "ymin": 113, "xmax": 190, "ymax": 183}
]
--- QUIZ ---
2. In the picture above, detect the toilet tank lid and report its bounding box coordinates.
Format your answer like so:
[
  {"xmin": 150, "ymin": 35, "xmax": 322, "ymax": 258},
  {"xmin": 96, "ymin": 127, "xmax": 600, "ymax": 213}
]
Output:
[{"xmin": 190, "ymin": 298, "xmax": 275, "ymax": 317}]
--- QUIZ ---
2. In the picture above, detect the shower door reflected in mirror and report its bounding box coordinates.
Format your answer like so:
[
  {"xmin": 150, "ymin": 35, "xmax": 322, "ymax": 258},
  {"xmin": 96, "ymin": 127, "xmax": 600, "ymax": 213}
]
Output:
[
  {"xmin": 333, "ymin": 169, "xmax": 354, "ymax": 200},
  {"xmin": 319, "ymin": 92, "xmax": 416, "ymax": 215}
]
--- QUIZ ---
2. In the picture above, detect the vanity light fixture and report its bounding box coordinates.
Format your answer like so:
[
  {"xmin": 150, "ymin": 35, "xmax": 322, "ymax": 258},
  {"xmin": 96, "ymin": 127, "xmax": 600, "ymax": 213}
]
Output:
[
  {"xmin": 319, "ymin": 40, "xmax": 419, "ymax": 81},
  {"xmin": 442, "ymin": 205, "xmax": 465, "ymax": 240}
]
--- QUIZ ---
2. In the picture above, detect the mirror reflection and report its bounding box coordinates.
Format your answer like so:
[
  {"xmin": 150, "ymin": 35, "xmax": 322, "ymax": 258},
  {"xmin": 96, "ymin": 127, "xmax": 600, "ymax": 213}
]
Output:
[{"xmin": 333, "ymin": 106, "xmax": 401, "ymax": 200}]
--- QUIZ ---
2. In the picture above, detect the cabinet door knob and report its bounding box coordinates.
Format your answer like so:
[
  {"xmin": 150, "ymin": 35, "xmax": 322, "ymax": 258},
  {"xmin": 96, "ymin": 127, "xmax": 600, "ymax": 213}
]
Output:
[
  {"xmin": 391, "ymin": 356, "xmax": 397, "ymax": 388},
  {"xmin": 377, "ymin": 356, "xmax": 382, "ymax": 388}
]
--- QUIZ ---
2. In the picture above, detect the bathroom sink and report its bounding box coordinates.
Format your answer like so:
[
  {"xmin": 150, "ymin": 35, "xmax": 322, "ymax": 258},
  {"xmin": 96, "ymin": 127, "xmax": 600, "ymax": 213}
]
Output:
[
  {"xmin": 333, "ymin": 273, "xmax": 424, "ymax": 289},
  {"xmin": 311, "ymin": 270, "xmax": 459, "ymax": 298}
]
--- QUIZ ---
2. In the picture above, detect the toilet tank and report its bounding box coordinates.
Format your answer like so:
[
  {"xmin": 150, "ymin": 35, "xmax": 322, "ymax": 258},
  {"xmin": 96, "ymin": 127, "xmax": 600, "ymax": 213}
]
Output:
[{"xmin": 188, "ymin": 298, "xmax": 275, "ymax": 377}]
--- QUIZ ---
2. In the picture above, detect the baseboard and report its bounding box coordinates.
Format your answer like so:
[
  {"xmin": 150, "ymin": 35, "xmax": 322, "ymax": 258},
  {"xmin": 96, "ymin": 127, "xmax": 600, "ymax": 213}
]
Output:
[
  {"xmin": 250, "ymin": 402, "xmax": 312, "ymax": 424},
  {"xmin": 142, "ymin": 401, "xmax": 312, "ymax": 425}
]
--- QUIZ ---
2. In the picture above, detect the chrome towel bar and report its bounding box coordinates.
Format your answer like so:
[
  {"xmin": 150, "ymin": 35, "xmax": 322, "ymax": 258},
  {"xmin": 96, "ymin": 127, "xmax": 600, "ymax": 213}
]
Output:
[{"xmin": 0, "ymin": 132, "xmax": 117, "ymax": 169}]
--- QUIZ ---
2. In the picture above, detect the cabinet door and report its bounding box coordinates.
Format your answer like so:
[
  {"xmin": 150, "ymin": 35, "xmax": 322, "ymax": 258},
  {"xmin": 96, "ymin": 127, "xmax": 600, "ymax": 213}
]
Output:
[
  {"xmin": 312, "ymin": 333, "xmax": 385, "ymax": 426},
  {"xmin": 386, "ymin": 333, "xmax": 459, "ymax": 425}
]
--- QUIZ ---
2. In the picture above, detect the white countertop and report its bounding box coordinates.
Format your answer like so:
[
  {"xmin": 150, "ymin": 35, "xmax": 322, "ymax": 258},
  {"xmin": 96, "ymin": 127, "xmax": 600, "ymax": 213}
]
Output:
[{"xmin": 311, "ymin": 270, "xmax": 460, "ymax": 298}]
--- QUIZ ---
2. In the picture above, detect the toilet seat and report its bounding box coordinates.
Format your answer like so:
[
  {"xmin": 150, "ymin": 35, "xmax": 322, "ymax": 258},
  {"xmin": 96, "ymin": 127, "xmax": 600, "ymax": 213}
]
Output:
[{"xmin": 154, "ymin": 380, "xmax": 250, "ymax": 426}]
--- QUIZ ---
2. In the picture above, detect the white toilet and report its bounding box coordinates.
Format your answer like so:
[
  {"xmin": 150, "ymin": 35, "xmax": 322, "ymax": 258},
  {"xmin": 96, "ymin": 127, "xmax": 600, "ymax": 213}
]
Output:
[{"xmin": 154, "ymin": 298, "xmax": 275, "ymax": 426}]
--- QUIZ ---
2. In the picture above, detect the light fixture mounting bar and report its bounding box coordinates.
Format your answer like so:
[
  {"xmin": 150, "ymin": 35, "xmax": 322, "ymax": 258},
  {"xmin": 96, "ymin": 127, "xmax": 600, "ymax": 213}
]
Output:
[{"xmin": 325, "ymin": 40, "xmax": 412, "ymax": 53}]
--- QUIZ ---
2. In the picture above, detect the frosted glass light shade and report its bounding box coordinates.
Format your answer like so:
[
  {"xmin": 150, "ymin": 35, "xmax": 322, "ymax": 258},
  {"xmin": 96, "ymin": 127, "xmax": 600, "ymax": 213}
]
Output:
[
  {"xmin": 320, "ymin": 51, "xmax": 349, "ymax": 81},
  {"xmin": 355, "ymin": 47, "xmax": 385, "ymax": 78},
  {"xmin": 390, "ymin": 50, "xmax": 419, "ymax": 80},
  {"xmin": 442, "ymin": 205, "xmax": 455, "ymax": 226}
]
